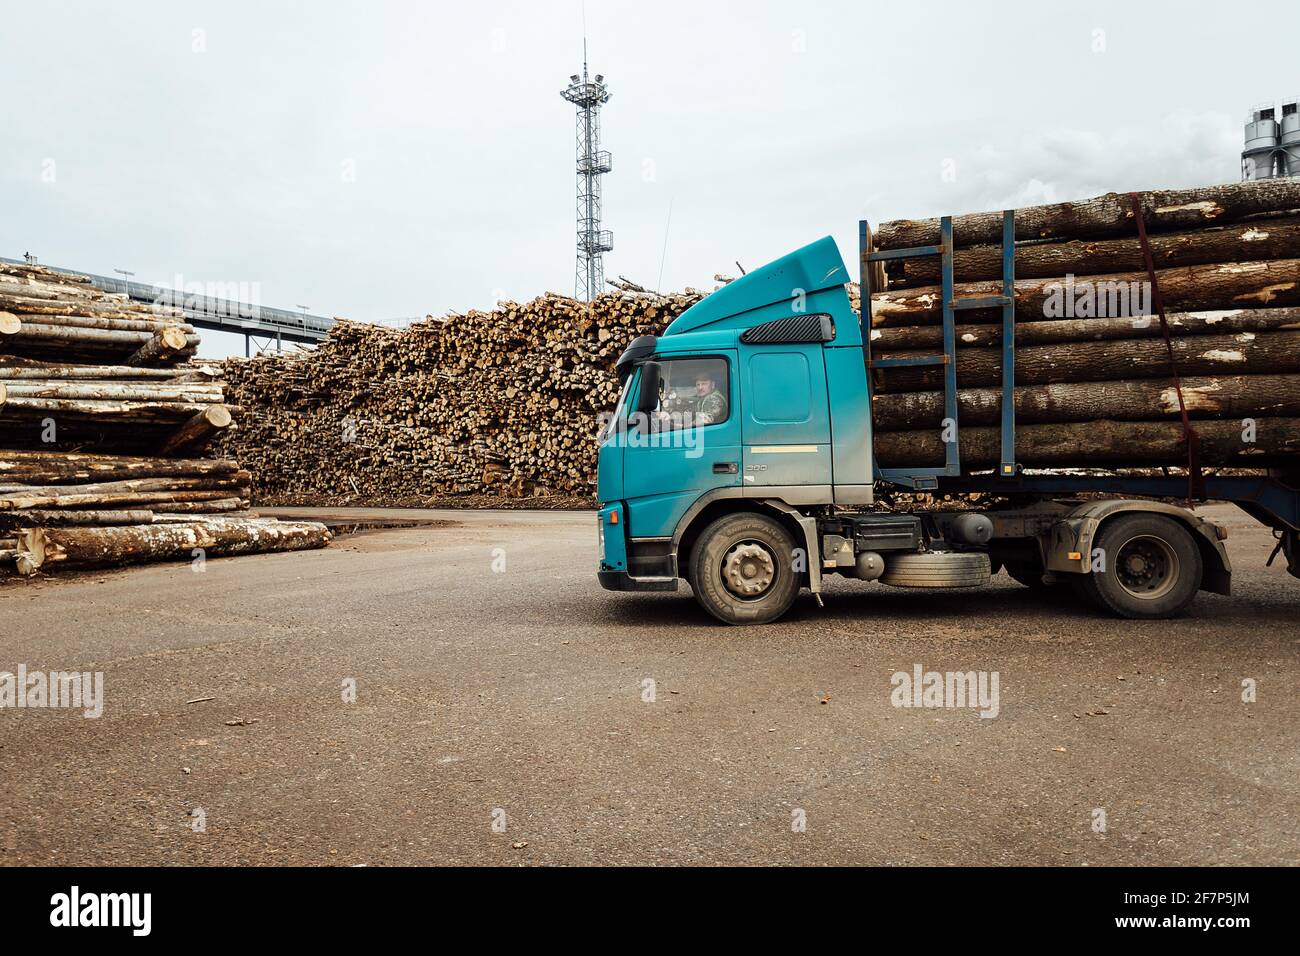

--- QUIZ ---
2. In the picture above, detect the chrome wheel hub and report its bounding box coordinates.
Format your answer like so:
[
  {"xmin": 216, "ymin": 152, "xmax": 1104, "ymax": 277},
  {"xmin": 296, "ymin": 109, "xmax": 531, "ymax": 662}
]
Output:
[{"xmin": 722, "ymin": 542, "xmax": 776, "ymax": 599}]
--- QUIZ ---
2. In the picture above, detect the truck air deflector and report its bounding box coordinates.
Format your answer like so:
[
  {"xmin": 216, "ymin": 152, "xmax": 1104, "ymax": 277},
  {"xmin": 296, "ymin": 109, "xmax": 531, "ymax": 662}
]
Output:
[
  {"xmin": 663, "ymin": 237, "xmax": 848, "ymax": 337},
  {"xmin": 739, "ymin": 313, "xmax": 835, "ymax": 345}
]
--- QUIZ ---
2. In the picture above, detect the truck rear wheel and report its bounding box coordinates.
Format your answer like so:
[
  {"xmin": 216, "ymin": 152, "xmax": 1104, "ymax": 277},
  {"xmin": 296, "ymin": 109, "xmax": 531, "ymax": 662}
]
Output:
[
  {"xmin": 1075, "ymin": 514, "xmax": 1203, "ymax": 619},
  {"xmin": 688, "ymin": 513, "xmax": 800, "ymax": 625}
]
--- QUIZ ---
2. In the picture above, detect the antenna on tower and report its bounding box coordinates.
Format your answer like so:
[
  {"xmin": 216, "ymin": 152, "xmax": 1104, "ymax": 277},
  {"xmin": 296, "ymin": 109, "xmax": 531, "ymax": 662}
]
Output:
[{"xmin": 561, "ymin": 19, "xmax": 612, "ymax": 302}]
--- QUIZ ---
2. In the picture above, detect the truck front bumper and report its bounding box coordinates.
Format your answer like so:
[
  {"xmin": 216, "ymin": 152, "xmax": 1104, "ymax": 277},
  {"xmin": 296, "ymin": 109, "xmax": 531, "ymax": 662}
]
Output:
[{"xmin": 598, "ymin": 502, "xmax": 680, "ymax": 592}]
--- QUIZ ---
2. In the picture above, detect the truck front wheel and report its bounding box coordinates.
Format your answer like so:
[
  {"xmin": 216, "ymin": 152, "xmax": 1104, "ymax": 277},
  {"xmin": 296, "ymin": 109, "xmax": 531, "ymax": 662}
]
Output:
[
  {"xmin": 1075, "ymin": 514, "xmax": 1203, "ymax": 619},
  {"xmin": 688, "ymin": 513, "xmax": 801, "ymax": 625}
]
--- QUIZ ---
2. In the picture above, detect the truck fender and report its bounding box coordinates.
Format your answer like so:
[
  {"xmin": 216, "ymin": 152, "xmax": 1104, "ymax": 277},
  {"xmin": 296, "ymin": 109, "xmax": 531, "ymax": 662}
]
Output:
[
  {"xmin": 670, "ymin": 489, "xmax": 822, "ymax": 593},
  {"xmin": 1042, "ymin": 499, "xmax": 1231, "ymax": 595},
  {"xmin": 760, "ymin": 498, "xmax": 823, "ymax": 594}
]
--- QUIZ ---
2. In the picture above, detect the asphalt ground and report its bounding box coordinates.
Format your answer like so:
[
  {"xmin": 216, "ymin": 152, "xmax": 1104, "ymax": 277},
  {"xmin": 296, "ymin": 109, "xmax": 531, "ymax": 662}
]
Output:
[{"xmin": 1, "ymin": 504, "xmax": 1296, "ymax": 865}]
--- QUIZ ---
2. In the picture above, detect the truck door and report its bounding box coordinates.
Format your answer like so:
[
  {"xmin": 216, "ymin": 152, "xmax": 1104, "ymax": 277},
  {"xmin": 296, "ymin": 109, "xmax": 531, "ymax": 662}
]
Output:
[
  {"xmin": 738, "ymin": 343, "xmax": 832, "ymax": 494},
  {"xmin": 622, "ymin": 352, "xmax": 742, "ymax": 537}
]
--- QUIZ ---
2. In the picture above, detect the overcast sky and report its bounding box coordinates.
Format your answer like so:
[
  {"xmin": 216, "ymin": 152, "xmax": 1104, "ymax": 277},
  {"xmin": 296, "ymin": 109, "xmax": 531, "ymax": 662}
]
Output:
[{"xmin": 3, "ymin": 0, "xmax": 1296, "ymax": 356}]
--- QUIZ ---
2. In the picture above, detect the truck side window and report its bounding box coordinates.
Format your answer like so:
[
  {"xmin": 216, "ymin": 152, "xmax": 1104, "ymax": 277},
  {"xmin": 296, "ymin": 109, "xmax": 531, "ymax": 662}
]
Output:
[{"xmin": 652, "ymin": 357, "xmax": 729, "ymax": 430}]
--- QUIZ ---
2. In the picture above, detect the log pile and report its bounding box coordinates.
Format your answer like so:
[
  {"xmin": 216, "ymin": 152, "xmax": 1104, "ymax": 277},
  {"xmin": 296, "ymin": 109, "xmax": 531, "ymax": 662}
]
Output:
[
  {"xmin": 867, "ymin": 179, "xmax": 1300, "ymax": 469},
  {"xmin": 0, "ymin": 261, "xmax": 231, "ymax": 451},
  {"xmin": 219, "ymin": 288, "xmax": 702, "ymax": 503},
  {"xmin": 0, "ymin": 261, "xmax": 330, "ymax": 575},
  {"xmin": 1, "ymin": 263, "xmax": 200, "ymax": 364}
]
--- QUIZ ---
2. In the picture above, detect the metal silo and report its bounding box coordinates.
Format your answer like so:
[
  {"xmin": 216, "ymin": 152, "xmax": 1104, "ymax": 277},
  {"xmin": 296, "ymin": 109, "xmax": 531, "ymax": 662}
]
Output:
[
  {"xmin": 1280, "ymin": 101, "xmax": 1300, "ymax": 177},
  {"xmin": 1243, "ymin": 105, "xmax": 1280, "ymax": 180}
]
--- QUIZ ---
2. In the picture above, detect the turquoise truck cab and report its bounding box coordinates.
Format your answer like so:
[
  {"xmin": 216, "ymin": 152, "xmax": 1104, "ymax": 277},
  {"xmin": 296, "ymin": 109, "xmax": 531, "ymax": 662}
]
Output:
[
  {"xmin": 596, "ymin": 225, "xmax": 1282, "ymax": 626},
  {"xmin": 599, "ymin": 235, "xmax": 871, "ymax": 529},
  {"xmin": 598, "ymin": 236, "xmax": 879, "ymax": 623}
]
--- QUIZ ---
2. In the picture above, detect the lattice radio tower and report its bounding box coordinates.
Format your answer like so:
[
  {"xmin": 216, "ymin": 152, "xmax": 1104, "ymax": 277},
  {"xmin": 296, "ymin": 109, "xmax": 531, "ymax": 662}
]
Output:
[{"xmin": 561, "ymin": 41, "xmax": 612, "ymax": 301}]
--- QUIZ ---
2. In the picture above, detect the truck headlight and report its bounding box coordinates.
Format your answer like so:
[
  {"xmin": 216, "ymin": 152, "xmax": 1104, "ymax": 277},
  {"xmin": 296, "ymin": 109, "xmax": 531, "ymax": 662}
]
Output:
[{"xmin": 598, "ymin": 512, "xmax": 605, "ymax": 552}]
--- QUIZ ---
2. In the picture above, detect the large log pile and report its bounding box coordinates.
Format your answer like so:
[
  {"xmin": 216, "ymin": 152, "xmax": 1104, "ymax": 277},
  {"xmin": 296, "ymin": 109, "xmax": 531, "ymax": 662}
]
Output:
[
  {"xmin": 0, "ymin": 261, "xmax": 329, "ymax": 575},
  {"xmin": 868, "ymin": 179, "xmax": 1300, "ymax": 469},
  {"xmin": 219, "ymin": 288, "xmax": 702, "ymax": 504}
]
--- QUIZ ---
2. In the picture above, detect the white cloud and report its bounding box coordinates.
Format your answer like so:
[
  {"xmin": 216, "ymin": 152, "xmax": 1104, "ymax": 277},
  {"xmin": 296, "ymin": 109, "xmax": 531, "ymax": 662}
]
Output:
[{"xmin": 948, "ymin": 109, "xmax": 1243, "ymax": 213}]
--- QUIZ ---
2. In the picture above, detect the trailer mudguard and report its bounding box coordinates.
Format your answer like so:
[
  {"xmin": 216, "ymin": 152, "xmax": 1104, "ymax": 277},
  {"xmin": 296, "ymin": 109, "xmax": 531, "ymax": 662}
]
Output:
[{"xmin": 1043, "ymin": 499, "xmax": 1231, "ymax": 595}]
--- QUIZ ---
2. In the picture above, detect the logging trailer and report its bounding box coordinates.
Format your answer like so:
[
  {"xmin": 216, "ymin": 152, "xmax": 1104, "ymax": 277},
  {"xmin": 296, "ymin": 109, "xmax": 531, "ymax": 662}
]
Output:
[{"xmin": 595, "ymin": 211, "xmax": 1300, "ymax": 624}]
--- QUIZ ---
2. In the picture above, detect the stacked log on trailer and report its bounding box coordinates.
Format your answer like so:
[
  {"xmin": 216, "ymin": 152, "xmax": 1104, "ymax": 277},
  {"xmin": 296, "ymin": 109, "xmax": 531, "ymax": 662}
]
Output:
[
  {"xmin": 219, "ymin": 287, "xmax": 702, "ymax": 504},
  {"xmin": 0, "ymin": 261, "xmax": 329, "ymax": 575},
  {"xmin": 866, "ymin": 179, "xmax": 1300, "ymax": 469}
]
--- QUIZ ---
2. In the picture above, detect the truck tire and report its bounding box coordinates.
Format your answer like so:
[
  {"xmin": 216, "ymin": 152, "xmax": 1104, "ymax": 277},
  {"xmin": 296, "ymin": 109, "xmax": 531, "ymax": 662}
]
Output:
[
  {"xmin": 880, "ymin": 551, "xmax": 990, "ymax": 588},
  {"xmin": 688, "ymin": 513, "xmax": 801, "ymax": 625},
  {"xmin": 1075, "ymin": 513, "xmax": 1203, "ymax": 619}
]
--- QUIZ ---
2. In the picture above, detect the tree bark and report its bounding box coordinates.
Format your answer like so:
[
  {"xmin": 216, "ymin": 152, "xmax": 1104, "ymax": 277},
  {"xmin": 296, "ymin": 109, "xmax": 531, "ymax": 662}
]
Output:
[
  {"xmin": 149, "ymin": 497, "xmax": 246, "ymax": 513},
  {"xmin": 3, "ymin": 509, "xmax": 158, "ymax": 526},
  {"xmin": 869, "ymin": 259, "xmax": 1300, "ymax": 327},
  {"xmin": 0, "ymin": 297, "xmax": 181, "ymax": 320},
  {"xmin": 885, "ymin": 216, "xmax": 1300, "ymax": 286},
  {"xmin": 873, "ymin": 179, "xmax": 1300, "ymax": 249},
  {"xmin": 0, "ymin": 488, "xmax": 247, "ymax": 511},
  {"xmin": 0, "ymin": 363, "xmax": 211, "ymax": 380},
  {"xmin": 873, "ymin": 330, "xmax": 1300, "ymax": 392},
  {"xmin": 0, "ymin": 396, "xmax": 231, "ymax": 421},
  {"xmin": 15, "ymin": 518, "xmax": 330, "ymax": 574},
  {"xmin": 872, "ymin": 417, "xmax": 1300, "ymax": 468},
  {"xmin": 3, "ymin": 382, "xmax": 221, "ymax": 402},
  {"xmin": 0, "ymin": 271, "xmax": 98, "ymax": 295},
  {"xmin": 871, "ymin": 306, "xmax": 1300, "ymax": 350},
  {"xmin": 6, "ymin": 312, "xmax": 188, "ymax": 332},
  {"xmin": 1, "ymin": 381, "xmax": 224, "ymax": 402},
  {"xmin": 3, "ymin": 321, "xmax": 196, "ymax": 348},
  {"xmin": 872, "ymin": 374, "xmax": 1300, "ymax": 430},
  {"xmin": 0, "ymin": 473, "xmax": 248, "ymax": 497},
  {"xmin": 0, "ymin": 452, "xmax": 238, "ymax": 484}
]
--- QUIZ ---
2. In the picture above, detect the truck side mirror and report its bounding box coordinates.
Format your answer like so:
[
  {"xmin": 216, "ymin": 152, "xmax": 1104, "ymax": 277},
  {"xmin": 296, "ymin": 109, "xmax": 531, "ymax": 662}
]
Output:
[{"xmin": 635, "ymin": 362, "xmax": 662, "ymax": 416}]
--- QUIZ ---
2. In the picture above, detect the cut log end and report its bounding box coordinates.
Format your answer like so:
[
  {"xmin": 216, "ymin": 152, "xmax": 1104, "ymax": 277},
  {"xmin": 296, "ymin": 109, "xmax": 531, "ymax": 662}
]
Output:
[
  {"xmin": 158, "ymin": 404, "xmax": 234, "ymax": 455},
  {"xmin": 127, "ymin": 325, "xmax": 193, "ymax": 367}
]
